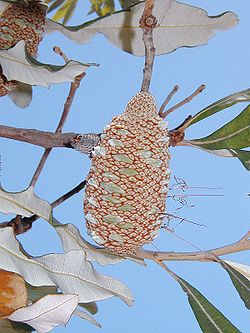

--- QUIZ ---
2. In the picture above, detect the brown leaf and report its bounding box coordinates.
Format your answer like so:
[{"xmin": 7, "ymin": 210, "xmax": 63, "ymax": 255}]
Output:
[{"xmin": 0, "ymin": 270, "xmax": 28, "ymax": 319}]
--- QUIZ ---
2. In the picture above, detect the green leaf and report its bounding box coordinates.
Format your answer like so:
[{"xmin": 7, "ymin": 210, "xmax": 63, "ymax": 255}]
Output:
[
  {"xmin": 88, "ymin": 0, "xmax": 115, "ymax": 17},
  {"xmin": 26, "ymin": 284, "xmax": 58, "ymax": 303},
  {"xmin": 47, "ymin": 0, "xmax": 65, "ymax": 13},
  {"xmin": 231, "ymin": 149, "xmax": 250, "ymax": 170},
  {"xmin": 52, "ymin": 0, "xmax": 77, "ymax": 23},
  {"xmin": 221, "ymin": 261, "xmax": 250, "ymax": 309},
  {"xmin": 188, "ymin": 105, "xmax": 250, "ymax": 150},
  {"xmin": 63, "ymin": 0, "xmax": 78, "ymax": 24},
  {"xmin": 187, "ymin": 88, "xmax": 250, "ymax": 127},
  {"xmin": 79, "ymin": 302, "xmax": 98, "ymax": 315},
  {"xmin": 179, "ymin": 142, "xmax": 250, "ymax": 171},
  {"xmin": 0, "ymin": 320, "xmax": 34, "ymax": 333},
  {"xmin": 174, "ymin": 274, "xmax": 242, "ymax": 333},
  {"xmin": 45, "ymin": 0, "xmax": 238, "ymax": 56},
  {"xmin": 118, "ymin": 0, "xmax": 139, "ymax": 10}
]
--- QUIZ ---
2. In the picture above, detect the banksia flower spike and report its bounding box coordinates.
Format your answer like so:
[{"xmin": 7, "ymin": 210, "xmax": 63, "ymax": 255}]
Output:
[
  {"xmin": 0, "ymin": 0, "xmax": 47, "ymax": 96},
  {"xmin": 84, "ymin": 92, "xmax": 171, "ymax": 256}
]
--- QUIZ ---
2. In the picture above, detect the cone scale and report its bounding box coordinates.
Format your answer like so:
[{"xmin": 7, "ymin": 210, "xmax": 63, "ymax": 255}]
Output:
[{"xmin": 84, "ymin": 92, "xmax": 171, "ymax": 256}]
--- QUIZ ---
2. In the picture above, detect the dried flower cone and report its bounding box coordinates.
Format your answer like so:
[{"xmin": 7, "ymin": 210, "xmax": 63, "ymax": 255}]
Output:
[
  {"xmin": 84, "ymin": 92, "xmax": 171, "ymax": 256},
  {"xmin": 0, "ymin": 269, "xmax": 28, "ymax": 318},
  {"xmin": 0, "ymin": 0, "xmax": 47, "ymax": 96}
]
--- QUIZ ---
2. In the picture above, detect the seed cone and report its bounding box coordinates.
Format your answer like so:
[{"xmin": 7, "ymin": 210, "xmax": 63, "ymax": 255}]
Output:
[
  {"xmin": 0, "ymin": 0, "xmax": 47, "ymax": 96},
  {"xmin": 84, "ymin": 92, "xmax": 171, "ymax": 256}
]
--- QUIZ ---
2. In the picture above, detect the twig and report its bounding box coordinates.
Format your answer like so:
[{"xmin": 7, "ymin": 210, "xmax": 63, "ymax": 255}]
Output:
[
  {"xmin": 2, "ymin": 180, "xmax": 87, "ymax": 234},
  {"xmin": 141, "ymin": 0, "xmax": 155, "ymax": 18},
  {"xmin": 135, "ymin": 230, "xmax": 250, "ymax": 262},
  {"xmin": 29, "ymin": 73, "xmax": 85, "ymax": 187},
  {"xmin": 160, "ymin": 85, "xmax": 205, "ymax": 119},
  {"xmin": 51, "ymin": 180, "xmax": 86, "ymax": 208},
  {"xmin": 53, "ymin": 46, "xmax": 69, "ymax": 63},
  {"xmin": 155, "ymin": 259, "xmax": 176, "ymax": 277},
  {"xmin": 140, "ymin": 0, "xmax": 157, "ymax": 92},
  {"xmin": 158, "ymin": 85, "xmax": 179, "ymax": 117}
]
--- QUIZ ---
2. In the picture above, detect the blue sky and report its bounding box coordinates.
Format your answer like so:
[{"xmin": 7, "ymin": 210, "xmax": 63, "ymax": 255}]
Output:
[{"xmin": 0, "ymin": 0, "xmax": 249, "ymax": 332}]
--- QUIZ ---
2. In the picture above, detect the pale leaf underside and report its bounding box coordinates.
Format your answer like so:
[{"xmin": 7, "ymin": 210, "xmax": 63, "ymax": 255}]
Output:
[
  {"xmin": 7, "ymin": 294, "xmax": 79, "ymax": 333},
  {"xmin": 54, "ymin": 222, "xmax": 145, "ymax": 266},
  {"xmin": 0, "ymin": 41, "xmax": 93, "ymax": 88},
  {"xmin": 0, "ymin": 228, "xmax": 134, "ymax": 306},
  {"xmin": 45, "ymin": 0, "xmax": 238, "ymax": 56},
  {"xmin": 7, "ymin": 82, "xmax": 32, "ymax": 108},
  {"xmin": 0, "ymin": 186, "xmax": 51, "ymax": 221},
  {"xmin": 221, "ymin": 261, "xmax": 250, "ymax": 310}
]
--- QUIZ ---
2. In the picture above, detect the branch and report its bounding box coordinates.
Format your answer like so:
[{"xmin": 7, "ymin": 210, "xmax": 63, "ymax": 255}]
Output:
[
  {"xmin": 135, "ymin": 230, "xmax": 250, "ymax": 262},
  {"xmin": 29, "ymin": 73, "xmax": 85, "ymax": 187},
  {"xmin": 0, "ymin": 125, "xmax": 100, "ymax": 150},
  {"xmin": 0, "ymin": 125, "xmax": 77, "ymax": 148},
  {"xmin": 140, "ymin": 0, "xmax": 157, "ymax": 92}
]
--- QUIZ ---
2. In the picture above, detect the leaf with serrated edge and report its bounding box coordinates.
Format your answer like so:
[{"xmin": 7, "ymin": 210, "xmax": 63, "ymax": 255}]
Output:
[
  {"xmin": 0, "ymin": 41, "xmax": 96, "ymax": 88},
  {"xmin": 54, "ymin": 221, "xmax": 145, "ymax": 266},
  {"xmin": 187, "ymin": 88, "xmax": 250, "ymax": 127},
  {"xmin": 8, "ymin": 83, "xmax": 32, "ymax": 108},
  {"xmin": 45, "ymin": 0, "xmax": 238, "ymax": 56},
  {"xmin": 221, "ymin": 261, "xmax": 250, "ymax": 310},
  {"xmin": 189, "ymin": 105, "xmax": 250, "ymax": 150},
  {"xmin": 173, "ymin": 273, "xmax": 241, "ymax": 333},
  {"xmin": 0, "ymin": 186, "xmax": 51, "ymax": 221},
  {"xmin": 74, "ymin": 309, "xmax": 101, "ymax": 328},
  {"xmin": 0, "ymin": 228, "xmax": 134, "ymax": 306},
  {"xmin": 8, "ymin": 294, "xmax": 78, "ymax": 333}
]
